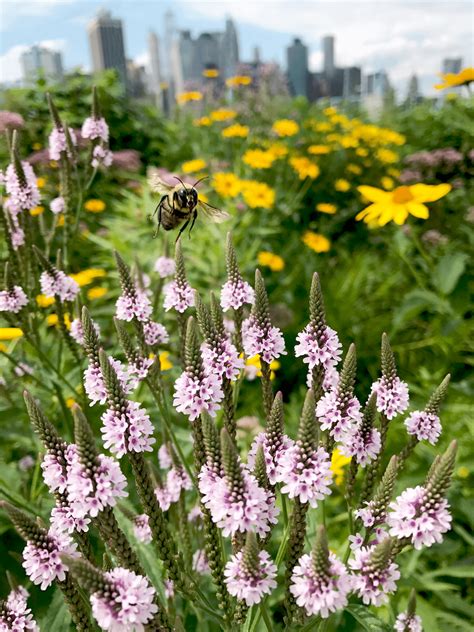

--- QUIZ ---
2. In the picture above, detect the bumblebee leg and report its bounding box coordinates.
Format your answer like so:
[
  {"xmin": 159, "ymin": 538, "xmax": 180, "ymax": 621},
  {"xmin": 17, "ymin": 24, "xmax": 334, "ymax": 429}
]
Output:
[
  {"xmin": 176, "ymin": 219, "xmax": 190, "ymax": 242},
  {"xmin": 188, "ymin": 209, "xmax": 198, "ymax": 238},
  {"xmin": 152, "ymin": 199, "xmax": 166, "ymax": 238}
]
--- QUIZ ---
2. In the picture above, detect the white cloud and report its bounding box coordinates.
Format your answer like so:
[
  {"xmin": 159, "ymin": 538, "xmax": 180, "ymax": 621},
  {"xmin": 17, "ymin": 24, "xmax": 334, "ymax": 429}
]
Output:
[
  {"xmin": 0, "ymin": 39, "xmax": 66, "ymax": 84},
  {"xmin": 134, "ymin": 51, "xmax": 150, "ymax": 70},
  {"xmin": 189, "ymin": 0, "xmax": 473, "ymax": 94}
]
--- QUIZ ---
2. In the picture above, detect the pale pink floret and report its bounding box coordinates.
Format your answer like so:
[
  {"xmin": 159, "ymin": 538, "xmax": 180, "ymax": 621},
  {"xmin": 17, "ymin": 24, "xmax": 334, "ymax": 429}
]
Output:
[
  {"xmin": 115, "ymin": 290, "xmax": 152, "ymax": 322},
  {"xmin": 101, "ymin": 400, "xmax": 155, "ymax": 458},
  {"xmin": 0, "ymin": 285, "xmax": 28, "ymax": 313},
  {"xmin": 158, "ymin": 444, "xmax": 172, "ymax": 469},
  {"xmin": 90, "ymin": 568, "xmax": 157, "ymax": 631},
  {"xmin": 394, "ymin": 612, "xmax": 423, "ymax": 632},
  {"xmin": 242, "ymin": 315, "xmax": 286, "ymax": 364},
  {"xmin": 193, "ymin": 549, "xmax": 210, "ymax": 574},
  {"xmin": 220, "ymin": 279, "xmax": 254, "ymax": 311},
  {"xmin": 295, "ymin": 324, "xmax": 342, "ymax": 371},
  {"xmin": 371, "ymin": 376, "xmax": 409, "ymax": 420},
  {"xmin": 22, "ymin": 530, "xmax": 78, "ymax": 591},
  {"xmin": 387, "ymin": 485, "xmax": 452, "ymax": 549},
  {"xmin": 91, "ymin": 145, "xmax": 113, "ymax": 169},
  {"xmin": 41, "ymin": 444, "xmax": 77, "ymax": 494},
  {"xmin": 143, "ymin": 321, "xmax": 169, "ymax": 346},
  {"xmin": 405, "ymin": 410, "xmax": 441, "ymax": 444},
  {"xmin": 290, "ymin": 553, "xmax": 352, "ymax": 618},
  {"xmin": 48, "ymin": 127, "xmax": 77, "ymax": 161},
  {"xmin": 84, "ymin": 357, "xmax": 134, "ymax": 406},
  {"xmin": 224, "ymin": 550, "xmax": 277, "ymax": 606},
  {"xmin": 50, "ymin": 196, "xmax": 65, "ymax": 214},
  {"xmin": 201, "ymin": 339, "xmax": 244, "ymax": 381},
  {"xmin": 316, "ymin": 390, "xmax": 362, "ymax": 442},
  {"xmin": 5, "ymin": 162, "xmax": 41, "ymax": 214},
  {"xmin": 70, "ymin": 317, "xmax": 100, "ymax": 346},
  {"xmin": 81, "ymin": 116, "xmax": 109, "ymax": 142},
  {"xmin": 39, "ymin": 270, "xmax": 79, "ymax": 302},
  {"xmin": 339, "ymin": 426, "xmax": 382, "ymax": 467},
  {"xmin": 276, "ymin": 443, "xmax": 333, "ymax": 508},
  {"xmin": 154, "ymin": 256, "xmax": 175, "ymax": 278},
  {"xmin": 173, "ymin": 370, "xmax": 224, "ymax": 421},
  {"xmin": 0, "ymin": 586, "xmax": 39, "ymax": 631},
  {"xmin": 163, "ymin": 280, "xmax": 195, "ymax": 313},
  {"xmin": 247, "ymin": 432, "xmax": 294, "ymax": 485},
  {"xmin": 349, "ymin": 546, "xmax": 400, "ymax": 606},
  {"xmin": 133, "ymin": 514, "xmax": 152, "ymax": 544}
]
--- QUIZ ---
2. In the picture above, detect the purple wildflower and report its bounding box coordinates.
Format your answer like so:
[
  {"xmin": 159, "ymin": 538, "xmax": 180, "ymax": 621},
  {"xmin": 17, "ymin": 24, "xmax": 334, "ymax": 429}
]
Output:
[
  {"xmin": 349, "ymin": 545, "xmax": 400, "ymax": 606},
  {"xmin": 115, "ymin": 289, "xmax": 152, "ymax": 322},
  {"xmin": 48, "ymin": 126, "xmax": 77, "ymax": 161},
  {"xmin": 316, "ymin": 390, "xmax": 362, "ymax": 443},
  {"xmin": 70, "ymin": 317, "xmax": 100, "ymax": 346},
  {"xmin": 0, "ymin": 587, "xmax": 38, "ymax": 632},
  {"xmin": 0, "ymin": 285, "xmax": 28, "ymax": 313},
  {"xmin": 371, "ymin": 376, "xmax": 409, "ymax": 420},
  {"xmin": 143, "ymin": 321, "xmax": 169, "ymax": 346},
  {"xmin": 22, "ymin": 529, "xmax": 78, "ymax": 590},
  {"xmin": 220, "ymin": 278, "xmax": 255, "ymax": 311},
  {"xmin": 91, "ymin": 145, "xmax": 113, "ymax": 169},
  {"xmin": 173, "ymin": 369, "xmax": 224, "ymax": 421},
  {"xmin": 50, "ymin": 196, "xmax": 65, "ymax": 214},
  {"xmin": 5, "ymin": 162, "xmax": 40, "ymax": 215},
  {"xmin": 387, "ymin": 485, "xmax": 451, "ymax": 549},
  {"xmin": 133, "ymin": 514, "xmax": 152, "ymax": 544},
  {"xmin": 290, "ymin": 552, "xmax": 352, "ymax": 618},
  {"xmin": 163, "ymin": 279, "xmax": 195, "ymax": 313},
  {"xmin": 84, "ymin": 357, "xmax": 133, "ymax": 406},
  {"xmin": 394, "ymin": 612, "xmax": 423, "ymax": 632},
  {"xmin": 0, "ymin": 111, "xmax": 24, "ymax": 133},
  {"xmin": 247, "ymin": 431, "xmax": 293, "ymax": 485},
  {"xmin": 81, "ymin": 116, "xmax": 109, "ymax": 142},
  {"xmin": 405, "ymin": 410, "xmax": 441, "ymax": 445},
  {"xmin": 154, "ymin": 256, "xmax": 175, "ymax": 278},
  {"xmin": 90, "ymin": 568, "xmax": 157, "ymax": 631},
  {"xmin": 295, "ymin": 324, "xmax": 342, "ymax": 372},
  {"xmin": 100, "ymin": 400, "xmax": 155, "ymax": 458},
  {"xmin": 41, "ymin": 443, "xmax": 77, "ymax": 494},
  {"xmin": 39, "ymin": 270, "xmax": 79, "ymax": 302},
  {"xmin": 242, "ymin": 315, "xmax": 286, "ymax": 364},
  {"xmin": 158, "ymin": 444, "xmax": 172, "ymax": 469},
  {"xmin": 224, "ymin": 549, "xmax": 277, "ymax": 606},
  {"xmin": 201, "ymin": 338, "xmax": 243, "ymax": 381},
  {"xmin": 192, "ymin": 549, "xmax": 210, "ymax": 574},
  {"xmin": 164, "ymin": 579, "xmax": 174, "ymax": 600}
]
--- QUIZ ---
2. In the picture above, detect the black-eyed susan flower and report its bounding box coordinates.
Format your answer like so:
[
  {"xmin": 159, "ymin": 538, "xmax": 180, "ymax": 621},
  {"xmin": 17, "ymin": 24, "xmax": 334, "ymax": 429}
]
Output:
[
  {"xmin": 243, "ymin": 149, "xmax": 276, "ymax": 169},
  {"xmin": 212, "ymin": 173, "xmax": 242, "ymax": 198},
  {"xmin": 302, "ymin": 231, "xmax": 331, "ymax": 253},
  {"xmin": 241, "ymin": 181, "xmax": 275, "ymax": 209},
  {"xmin": 272, "ymin": 119, "xmax": 299, "ymax": 137},
  {"xmin": 87, "ymin": 287, "xmax": 108, "ymax": 300},
  {"xmin": 290, "ymin": 157, "xmax": 320, "ymax": 180},
  {"xmin": 222, "ymin": 124, "xmax": 249, "ymax": 138},
  {"xmin": 257, "ymin": 251, "xmax": 284, "ymax": 272},
  {"xmin": 356, "ymin": 183, "xmax": 451, "ymax": 226},
  {"xmin": 176, "ymin": 91, "xmax": 203, "ymax": 104},
  {"xmin": 181, "ymin": 159, "xmax": 207, "ymax": 174},
  {"xmin": 316, "ymin": 203, "xmax": 337, "ymax": 215},
  {"xmin": 194, "ymin": 116, "xmax": 211, "ymax": 127},
  {"xmin": 210, "ymin": 108, "xmax": 237, "ymax": 122},
  {"xmin": 203, "ymin": 68, "xmax": 219, "ymax": 78},
  {"xmin": 226, "ymin": 75, "xmax": 252, "ymax": 87},
  {"xmin": 330, "ymin": 448, "xmax": 352, "ymax": 486},
  {"xmin": 308, "ymin": 144, "xmax": 331, "ymax": 155},
  {"xmin": 84, "ymin": 199, "xmax": 106, "ymax": 213},
  {"xmin": 334, "ymin": 179, "xmax": 350, "ymax": 192}
]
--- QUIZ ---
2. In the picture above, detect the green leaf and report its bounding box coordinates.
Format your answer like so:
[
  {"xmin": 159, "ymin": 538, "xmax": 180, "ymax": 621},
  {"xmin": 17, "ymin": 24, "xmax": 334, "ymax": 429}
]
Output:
[
  {"xmin": 433, "ymin": 252, "xmax": 468, "ymax": 295},
  {"xmin": 40, "ymin": 589, "xmax": 71, "ymax": 631},
  {"xmin": 345, "ymin": 604, "xmax": 391, "ymax": 631},
  {"xmin": 424, "ymin": 565, "xmax": 474, "ymax": 579}
]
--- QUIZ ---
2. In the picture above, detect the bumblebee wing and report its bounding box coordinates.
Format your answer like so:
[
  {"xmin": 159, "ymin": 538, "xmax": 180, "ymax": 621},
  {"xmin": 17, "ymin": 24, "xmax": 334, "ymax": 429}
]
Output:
[
  {"xmin": 147, "ymin": 173, "xmax": 174, "ymax": 196},
  {"xmin": 197, "ymin": 200, "xmax": 231, "ymax": 223}
]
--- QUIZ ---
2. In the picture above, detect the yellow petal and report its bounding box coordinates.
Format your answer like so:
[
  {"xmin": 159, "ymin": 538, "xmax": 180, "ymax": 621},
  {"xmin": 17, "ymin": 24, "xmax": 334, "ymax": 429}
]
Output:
[
  {"xmin": 357, "ymin": 186, "xmax": 390, "ymax": 203},
  {"xmin": 356, "ymin": 204, "xmax": 379, "ymax": 221},
  {"xmin": 377, "ymin": 205, "xmax": 398, "ymax": 226},
  {"xmin": 393, "ymin": 207, "xmax": 409, "ymax": 225},
  {"xmin": 409, "ymin": 183, "xmax": 451, "ymax": 203},
  {"xmin": 406, "ymin": 202, "xmax": 429, "ymax": 219}
]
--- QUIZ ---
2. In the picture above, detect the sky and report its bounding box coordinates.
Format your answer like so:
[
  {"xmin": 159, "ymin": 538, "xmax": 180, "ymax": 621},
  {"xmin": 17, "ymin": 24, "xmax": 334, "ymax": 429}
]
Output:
[{"xmin": 0, "ymin": 0, "xmax": 473, "ymax": 96}]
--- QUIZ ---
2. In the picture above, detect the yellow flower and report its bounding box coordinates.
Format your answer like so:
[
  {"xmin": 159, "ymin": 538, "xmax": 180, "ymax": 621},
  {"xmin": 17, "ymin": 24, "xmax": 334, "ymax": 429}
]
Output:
[
  {"xmin": 241, "ymin": 181, "xmax": 275, "ymax": 209},
  {"xmin": 331, "ymin": 448, "xmax": 352, "ymax": 485},
  {"xmin": 84, "ymin": 199, "xmax": 106, "ymax": 213},
  {"xmin": 212, "ymin": 172, "xmax": 242, "ymax": 198},
  {"xmin": 49, "ymin": 160, "xmax": 58, "ymax": 169},
  {"xmin": 32, "ymin": 142, "xmax": 42, "ymax": 151},
  {"xmin": 182, "ymin": 159, "xmax": 207, "ymax": 174},
  {"xmin": 323, "ymin": 106, "xmax": 338, "ymax": 117},
  {"xmin": 457, "ymin": 466, "xmax": 469, "ymax": 478},
  {"xmin": 222, "ymin": 123, "xmax": 249, "ymax": 138},
  {"xmin": 70, "ymin": 268, "xmax": 106, "ymax": 287},
  {"xmin": 226, "ymin": 75, "xmax": 252, "ymax": 87},
  {"xmin": 203, "ymin": 68, "xmax": 219, "ymax": 78},
  {"xmin": 0, "ymin": 328, "xmax": 23, "ymax": 340},
  {"xmin": 356, "ymin": 147, "xmax": 369, "ymax": 157},
  {"xmin": 210, "ymin": 108, "xmax": 237, "ymax": 122},
  {"xmin": 313, "ymin": 122, "xmax": 332, "ymax": 132},
  {"xmin": 246, "ymin": 354, "xmax": 280, "ymax": 380},
  {"xmin": 380, "ymin": 176, "xmax": 394, "ymax": 190},
  {"xmin": 272, "ymin": 119, "xmax": 299, "ymax": 137},
  {"xmin": 335, "ymin": 179, "xmax": 350, "ymax": 192},
  {"xmin": 36, "ymin": 294, "xmax": 55, "ymax": 308},
  {"xmin": 290, "ymin": 156, "xmax": 320, "ymax": 180},
  {"xmin": 257, "ymin": 251, "xmax": 284, "ymax": 271},
  {"xmin": 302, "ymin": 231, "xmax": 331, "ymax": 253},
  {"xmin": 30, "ymin": 206, "xmax": 44, "ymax": 216},
  {"xmin": 316, "ymin": 203, "xmax": 337, "ymax": 214},
  {"xmin": 346, "ymin": 163, "xmax": 362, "ymax": 175},
  {"xmin": 36, "ymin": 177, "xmax": 46, "ymax": 188},
  {"xmin": 47, "ymin": 313, "xmax": 71, "ymax": 328},
  {"xmin": 176, "ymin": 91, "xmax": 203, "ymax": 104},
  {"xmin": 57, "ymin": 215, "xmax": 65, "ymax": 226},
  {"xmin": 243, "ymin": 149, "xmax": 276, "ymax": 169},
  {"xmin": 356, "ymin": 183, "xmax": 451, "ymax": 226},
  {"xmin": 308, "ymin": 144, "xmax": 331, "ymax": 155},
  {"xmin": 159, "ymin": 351, "xmax": 173, "ymax": 371},
  {"xmin": 376, "ymin": 148, "xmax": 399, "ymax": 164},
  {"xmin": 267, "ymin": 143, "xmax": 288, "ymax": 158},
  {"xmin": 87, "ymin": 286, "xmax": 108, "ymax": 300},
  {"xmin": 435, "ymin": 67, "xmax": 474, "ymax": 90},
  {"xmin": 66, "ymin": 397, "xmax": 76, "ymax": 408},
  {"xmin": 199, "ymin": 192, "xmax": 209, "ymax": 204},
  {"xmin": 194, "ymin": 116, "xmax": 211, "ymax": 127}
]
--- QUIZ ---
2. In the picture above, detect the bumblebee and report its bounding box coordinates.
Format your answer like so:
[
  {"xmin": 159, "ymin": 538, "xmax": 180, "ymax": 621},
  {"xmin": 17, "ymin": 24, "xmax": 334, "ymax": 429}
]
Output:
[{"xmin": 148, "ymin": 173, "xmax": 229, "ymax": 239}]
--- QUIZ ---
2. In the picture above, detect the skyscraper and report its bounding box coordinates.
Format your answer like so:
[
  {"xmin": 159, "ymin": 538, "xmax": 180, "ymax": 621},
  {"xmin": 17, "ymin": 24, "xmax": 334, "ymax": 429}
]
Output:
[
  {"xmin": 322, "ymin": 35, "xmax": 335, "ymax": 77},
  {"xmin": 88, "ymin": 10, "xmax": 127, "ymax": 85},
  {"xmin": 148, "ymin": 31, "xmax": 162, "ymax": 102},
  {"xmin": 222, "ymin": 18, "xmax": 239, "ymax": 78},
  {"xmin": 21, "ymin": 45, "xmax": 63, "ymax": 83},
  {"xmin": 286, "ymin": 38, "xmax": 308, "ymax": 97}
]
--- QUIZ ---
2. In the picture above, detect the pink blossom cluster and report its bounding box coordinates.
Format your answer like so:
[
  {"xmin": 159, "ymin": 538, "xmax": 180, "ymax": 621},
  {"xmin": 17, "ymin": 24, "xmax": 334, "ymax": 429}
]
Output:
[
  {"xmin": 81, "ymin": 116, "xmax": 109, "ymax": 142},
  {"xmin": 220, "ymin": 278, "xmax": 255, "ymax": 311},
  {"xmin": 101, "ymin": 400, "xmax": 156, "ymax": 458},
  {"xmin": 41, "ymin": 443, "xmax": 77, "ymax": 494},
  {"xmin": 48, "ymin": 126, "xmax": 77, "ymax": 161},
  {"xmin": 394, "ymin": 611, "xmax": 423, "ymax": 632},
  {"xmin": 91, "ymin": 145, "xmax": 113, "ymax": 169},
  {"xmin": 115, "ymin": 289, "xmax": 152, "ymax": 322},
  {"xmin": 70, "ymin": 317, "xmax": 100, "ymax": 346},
  {"xmin": 163, "ymin": 279, "xmax": 195, "ymax": 313},
  {"xmin": 90, "ymin": 568, "xmax": 158, "ymax": 631},
  {"xmin": 173, "ymin": 370, "xmax": 224, "ymax": 421},
  {"xmin": 5, "ymin": 161, "xmax": 41, "ymax": 214},
  {"xmin": 247, "ymin": 432, "xmax": 294, "ymax": 485},
  {"xmin": 387, "ymin": 485, "xmax": 451, "ymax": 549},
  {"xmin": 8, "ymin": 215, "xmax": 25, "ymax": 249},
  {"xmin": 290, "ymin": 553, "xmax": 352, "ymax": 618},
  {"xmin": 22, "ymin": 529, "xmax": 78, "ymax": 590},
  {"xmin": 224, "ymin": 550, "xmax": 277, "ymax": 606},
  {"xmin": 192, "ymin": 549, "xmax": 210, "ymax": 575},
  {"xmin": 0, "ymin": 587, "xmax": 38, "ymax": 632},
  {"xmin": 276, "ymin": 442, "xmax": 333, "ymax": 507},
  {"xmin": 143, "ymin": 320, "xmax": 169, "ymax": 346},
  {"xmin": 316, "ymin": 390, "xmax": 362, "ymax": 443},
  {"xmin": 199, "ymin": 464, "xmax": 278, "ymax": 537},
  {"xmin": 371, "ymin": 376, "xmax": 409, "ymax": 420},
  {"xmin": 295, "ymin": 324, "xmax": 342, "ymax": 372},
  {"xmin": 201, "ymin": 338, "xmax": 243, "ymax": 381},
  {"xmin": 154, "ymin": 256, "xmax": 175, "ymax": 278},
  {"xmin": 242, "ymin": 315, "xmax": 286, "ymax": 364},
  {"xmin": 39, "ymin": 270, "xmax": 79, "ymax": 302},
  {"xmin": 405, "ymin": 410, "xmax": 441, "ymax": 444},
  {"xmin": 84, "ymin": 357, "xmax": 134, "ymax": 406},
  {"xmin": 339, "ymin": 425, "xmax": 382, "ymax": 467},
  {"xmin": 133, "ymin": 514, "xmax": 152, "ymax": 544},
  {"xmin": 155, "ymin": 466, "xmax": 192, "ymax": 511},
  {"xmin": 0, "ymin": 285, "xmax": 28, "ymax": 313},
  {"xmin": 50, "ymin": 196, "xmax": 65, "ymax": 214},
  {"xmin": 349, "ymin": 546, "xmax": 400, "ymax": 606}
]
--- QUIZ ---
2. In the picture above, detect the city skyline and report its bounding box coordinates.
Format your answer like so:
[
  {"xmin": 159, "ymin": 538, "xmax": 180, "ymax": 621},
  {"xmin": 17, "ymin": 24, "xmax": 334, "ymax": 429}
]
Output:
[{"xmin": 1, "ymin": 0, "xmax": 472, "ymax": 97}]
